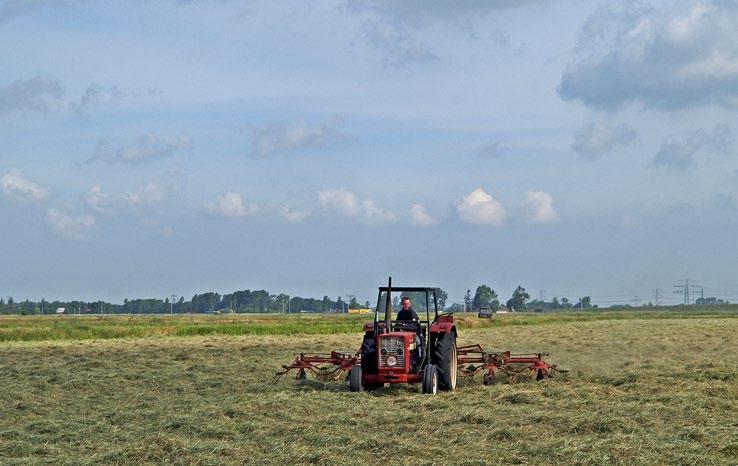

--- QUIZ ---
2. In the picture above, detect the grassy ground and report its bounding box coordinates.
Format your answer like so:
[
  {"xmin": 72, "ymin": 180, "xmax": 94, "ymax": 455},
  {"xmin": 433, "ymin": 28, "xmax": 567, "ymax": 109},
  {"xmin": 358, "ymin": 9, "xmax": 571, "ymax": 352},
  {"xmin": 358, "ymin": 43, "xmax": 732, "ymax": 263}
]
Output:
[
  {"xmin": 0, "ymin": 312, "xmax": 736, "ymax": 465},
  {"xmin": 0, "ymin": 306, "xmax": 735, "ymax": 342}
]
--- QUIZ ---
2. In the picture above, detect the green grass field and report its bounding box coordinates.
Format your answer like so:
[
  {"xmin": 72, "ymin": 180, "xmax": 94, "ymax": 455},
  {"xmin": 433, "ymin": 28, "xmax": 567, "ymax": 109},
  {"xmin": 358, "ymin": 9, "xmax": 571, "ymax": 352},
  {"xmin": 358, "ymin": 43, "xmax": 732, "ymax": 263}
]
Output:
[{"xmin": 1, "ymin": 311, "xmax": 736, "ymax": 465}]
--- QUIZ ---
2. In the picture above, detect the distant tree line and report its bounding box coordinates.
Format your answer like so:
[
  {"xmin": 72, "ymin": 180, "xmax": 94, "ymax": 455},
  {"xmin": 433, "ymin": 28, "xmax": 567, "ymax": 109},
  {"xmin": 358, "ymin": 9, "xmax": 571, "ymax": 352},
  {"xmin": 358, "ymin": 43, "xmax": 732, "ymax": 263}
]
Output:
[
  {"xmin": 0, "ymin": 290, "xmax": 354, "ymax": 315},
  {"xmin": 444, "ymin": 285, "xmax": 595, "ymax": 312}
]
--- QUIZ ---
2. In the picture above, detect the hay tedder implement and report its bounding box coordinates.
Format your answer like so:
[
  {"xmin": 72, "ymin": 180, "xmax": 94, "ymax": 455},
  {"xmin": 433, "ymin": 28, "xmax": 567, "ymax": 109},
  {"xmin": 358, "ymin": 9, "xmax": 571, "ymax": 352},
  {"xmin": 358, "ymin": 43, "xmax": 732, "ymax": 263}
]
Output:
[{"xmin": 275, "ymin": 278, "xmax": 566, "ymax": 393}]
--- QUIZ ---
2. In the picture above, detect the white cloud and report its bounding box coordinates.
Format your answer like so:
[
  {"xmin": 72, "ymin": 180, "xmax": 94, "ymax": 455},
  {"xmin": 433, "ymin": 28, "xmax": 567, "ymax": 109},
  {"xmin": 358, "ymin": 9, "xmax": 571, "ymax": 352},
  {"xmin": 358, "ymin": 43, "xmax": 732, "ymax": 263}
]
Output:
[
  {"xmin": 47, "ymin": 208, "xmax": 95, "ymax": 239},
  {"xmin": 83, "ymin": 185, "xmax": 112, "ymax": 213},
  {"xmin": 0, "ymin": 74, "xmax": 64, "ymax": 114},
  {"xmin": 251, "ymin": 118, "xmax": 345, "ymax": 157},
  {"xmin": 652, "ymin": 124, "xmax": 733, "ymax": 168},
  {"xmin": 279, "ymin": 206, "xmax": 311, "ymax": 223},
  {"xmin": 89, "ymin": 133, "xmax": 191, "ymax": 163},
  {"xmin": 410, "ymin": 203, "xmax": 437, "ymax": 226},
  {"xmin": 361, "ymin": 199, "xmax": 396, "ymax": 224},
  {"xmin": 457, "ymin": 188, "xmax": 506, "ymax": 226},
  {"xmin": 346, "ymin": 1, "xmax": 544, "ymax": 65},
  {"xmin": 205, "ymin": 191, "xmax": 257, "ymax": 218},
  {"xmin": 522, "ymin": 190, "xmax": 558, "ymax": 224},
  {"xmin": 560, "ymin": 2, "xmax": 738, "ymax": 110},
  {"xmin": 319, "ymin": 188, "xmax": 395, "ymax": 224},
  {"xmin": 319, "ymin": 188, "xmax": 360, "ymax": 217},
  {"xmin": 122, "ymin": 181, "xmax": 170, "ymax": 206},
  {"xmin": 572, "ymin": 121, "xmax": 636, "ymax": 159},
  {"xmin": 0, "ymin": 169, "xmax": 47, "ymax": 202},
  {"xmin": 117, "ymin": 133, "xmax": 190, "ymax": 162}
]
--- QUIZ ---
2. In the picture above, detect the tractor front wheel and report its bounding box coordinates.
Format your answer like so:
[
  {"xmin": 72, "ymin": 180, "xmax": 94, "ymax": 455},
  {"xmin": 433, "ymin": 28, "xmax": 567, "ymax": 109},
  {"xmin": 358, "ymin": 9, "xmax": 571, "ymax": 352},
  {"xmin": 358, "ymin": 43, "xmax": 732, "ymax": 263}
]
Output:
[
  {"xmin": 349, "ymin": 364, "xmax": 363, "ymax": 392},
  {"xmin": 422, "ymin": 364, "xmax": 438, "ymax": 394},
  {"xmin": 432, "ymin": 333, "xmax": 458, "ymax": 391}
]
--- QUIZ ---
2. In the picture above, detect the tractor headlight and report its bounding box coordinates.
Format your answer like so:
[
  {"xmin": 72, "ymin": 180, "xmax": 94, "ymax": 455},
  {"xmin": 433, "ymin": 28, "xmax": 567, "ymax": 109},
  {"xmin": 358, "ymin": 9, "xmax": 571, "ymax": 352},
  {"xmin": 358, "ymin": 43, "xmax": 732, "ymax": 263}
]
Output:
[
  {"xmin": 396, "ymin": 348, "xmax": 404, "ymax": 356},
  {"xmin": 380, "ymin": 348, "xmax": 387, "ymax": 356},
  {"xmin": 387, "ymin": 355, "xmax": 397, "ymax": 366}
]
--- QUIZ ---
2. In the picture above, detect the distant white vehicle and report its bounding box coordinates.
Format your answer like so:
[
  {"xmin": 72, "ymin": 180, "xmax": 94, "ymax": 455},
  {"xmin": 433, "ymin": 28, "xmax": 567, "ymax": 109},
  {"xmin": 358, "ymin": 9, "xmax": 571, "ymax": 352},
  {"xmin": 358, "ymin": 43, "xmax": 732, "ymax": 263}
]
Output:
[{"xmin": 55, "ymin": 307, "xmax": 66, "ymax": 314}]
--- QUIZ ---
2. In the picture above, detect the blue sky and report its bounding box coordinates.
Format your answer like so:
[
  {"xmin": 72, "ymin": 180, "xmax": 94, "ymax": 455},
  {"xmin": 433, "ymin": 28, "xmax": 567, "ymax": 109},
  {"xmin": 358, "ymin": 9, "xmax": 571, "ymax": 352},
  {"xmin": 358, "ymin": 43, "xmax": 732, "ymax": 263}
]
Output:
[{"xmin": 1, "ymin": 0, "xmax": 738, "ymax": 306}]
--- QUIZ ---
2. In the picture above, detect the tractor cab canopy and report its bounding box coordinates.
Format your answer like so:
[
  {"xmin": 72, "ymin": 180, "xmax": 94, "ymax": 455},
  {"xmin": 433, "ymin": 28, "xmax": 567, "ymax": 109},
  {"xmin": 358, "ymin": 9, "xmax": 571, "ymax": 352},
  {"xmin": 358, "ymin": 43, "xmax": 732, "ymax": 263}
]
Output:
[{"xmin": 375, "ymin": 286, "xmax": 440, "ymax": 332}]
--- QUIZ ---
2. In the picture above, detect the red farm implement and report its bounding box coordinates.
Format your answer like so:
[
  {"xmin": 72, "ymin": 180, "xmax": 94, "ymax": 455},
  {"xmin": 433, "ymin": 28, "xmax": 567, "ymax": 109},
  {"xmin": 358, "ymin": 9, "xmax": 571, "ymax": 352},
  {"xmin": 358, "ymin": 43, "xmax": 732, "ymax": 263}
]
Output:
[{"xmin": 275, "ymin": 278, "xmax": 566, "ymax": 393}]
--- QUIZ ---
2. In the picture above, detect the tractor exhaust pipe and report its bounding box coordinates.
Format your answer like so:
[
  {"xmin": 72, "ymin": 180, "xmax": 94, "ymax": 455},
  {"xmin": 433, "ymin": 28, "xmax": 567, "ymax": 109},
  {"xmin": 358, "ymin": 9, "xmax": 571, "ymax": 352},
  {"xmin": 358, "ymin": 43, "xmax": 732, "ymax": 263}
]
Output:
[{"xmin": 385, "ymin": 276, "xmax": 392, "ymax": 333}]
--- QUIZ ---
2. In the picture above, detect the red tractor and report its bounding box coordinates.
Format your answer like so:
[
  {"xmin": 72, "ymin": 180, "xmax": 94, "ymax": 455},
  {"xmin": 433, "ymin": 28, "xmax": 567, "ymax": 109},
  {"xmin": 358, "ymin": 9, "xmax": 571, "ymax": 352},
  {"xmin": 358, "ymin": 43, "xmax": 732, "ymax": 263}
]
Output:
[
  {"xmin": 277, "ymin": 278, "xmax": 565, "ymax": 393},
  {"xmin": 352, "ymin": 279, "xmax": 457, "ymax": 394}
]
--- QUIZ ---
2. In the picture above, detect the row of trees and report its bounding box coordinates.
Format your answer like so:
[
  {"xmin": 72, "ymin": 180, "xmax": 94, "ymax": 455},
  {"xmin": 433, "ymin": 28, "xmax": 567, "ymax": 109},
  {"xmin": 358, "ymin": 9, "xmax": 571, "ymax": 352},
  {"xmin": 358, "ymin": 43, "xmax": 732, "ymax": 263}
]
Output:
[
  {"xmin": 447, "ymin": 285, "xmax": 594, "ymax": 312},
  {"xmin": 0, "ymin": 290, "xmax": 360, "ymax": 315},
  {"xmin": 0, "ymin": 284, "xmax": 595, "ymax": 315}
]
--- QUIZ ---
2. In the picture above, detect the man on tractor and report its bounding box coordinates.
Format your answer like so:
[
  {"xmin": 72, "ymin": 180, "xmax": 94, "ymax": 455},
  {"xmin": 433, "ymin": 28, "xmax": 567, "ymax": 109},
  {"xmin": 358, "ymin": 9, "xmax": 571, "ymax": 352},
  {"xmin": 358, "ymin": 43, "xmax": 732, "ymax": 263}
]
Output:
[
  {"xmin": 397, "ymin": 296, "xmax": 419, "ymax": 321},
  {"xmin": 397, "ymin": 296, "xmax": 423, "ymax": 365}
]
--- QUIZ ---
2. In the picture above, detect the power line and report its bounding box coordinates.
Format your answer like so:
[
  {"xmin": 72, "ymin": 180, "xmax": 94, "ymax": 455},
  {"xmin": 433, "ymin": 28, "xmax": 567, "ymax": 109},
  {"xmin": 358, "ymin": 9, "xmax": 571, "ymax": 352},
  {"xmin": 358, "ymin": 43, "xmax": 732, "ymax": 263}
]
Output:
[
  {"xmin": 652, "ymin": 288, "xmax": 661, "ymax": 306},
  {"xmin": 674, "ymin": 279, "xmax": 701, "ymax": 305}
]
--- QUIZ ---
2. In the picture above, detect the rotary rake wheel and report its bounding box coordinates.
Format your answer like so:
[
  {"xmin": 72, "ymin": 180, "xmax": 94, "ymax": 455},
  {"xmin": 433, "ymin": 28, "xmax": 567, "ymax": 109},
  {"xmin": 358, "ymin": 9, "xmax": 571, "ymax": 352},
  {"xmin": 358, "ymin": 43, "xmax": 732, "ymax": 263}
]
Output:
[
  {"xmin": 274, "ymin": 351, "xmax": 359, "ymax": 383},
  {"xmin": 457, "ymin": 344, "xmax": 567, "ymax": 385}
]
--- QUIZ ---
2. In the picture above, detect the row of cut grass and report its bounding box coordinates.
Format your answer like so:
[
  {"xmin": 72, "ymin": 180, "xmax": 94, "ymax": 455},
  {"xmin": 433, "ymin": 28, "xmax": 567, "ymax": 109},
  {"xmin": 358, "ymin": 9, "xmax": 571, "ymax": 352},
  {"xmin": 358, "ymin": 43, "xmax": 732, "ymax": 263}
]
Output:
[{"xmin": 0, "ymin": 307, "xmax": 735, "ymax": 342}]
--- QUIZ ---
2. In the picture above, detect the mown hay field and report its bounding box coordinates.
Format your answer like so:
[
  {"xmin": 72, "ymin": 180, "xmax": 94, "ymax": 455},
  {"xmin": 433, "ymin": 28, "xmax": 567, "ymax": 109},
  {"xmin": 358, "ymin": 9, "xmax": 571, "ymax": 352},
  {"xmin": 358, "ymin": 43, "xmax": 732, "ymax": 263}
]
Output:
[{"xmin": 1, "ymin": 311, "xmax": 736, "ymax": 465}]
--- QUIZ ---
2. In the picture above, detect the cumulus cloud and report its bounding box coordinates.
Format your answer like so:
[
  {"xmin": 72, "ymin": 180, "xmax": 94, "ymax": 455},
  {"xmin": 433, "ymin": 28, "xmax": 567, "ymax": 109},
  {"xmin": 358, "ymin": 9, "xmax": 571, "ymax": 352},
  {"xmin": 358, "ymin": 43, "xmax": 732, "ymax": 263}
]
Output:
[
  {"xmin": 0, "ymin": 74, "xmax": 64, "ymax": 114},
  {"xmin": 122, "ymin": 181, "xmax": 173, "ymax": 206},
  {"xmin": 652, "ymin": 124, "xmax": 733, "ymax": 168},
  {"xmin": 88, "ymin": 133, "xmax": 191, "ymax": 163},
  {"xmin": 0, "ymin": 169, "xmax": 47, "ymax": 202},
  {"xmin": 560, "ymin": 1, "xmax": 738, "ymax": 110},
  {"xmin": 251, "ymin": 118, "xmax": 345, "ymax": 157},
  {"xmin": 319, "ymin": 188, "xmax": 395, "ymax": 224},
  {"xmin": 346, "ymin": 0, "xmax": 544, "ymax": 65},
  {"xmin": 457, "ymin": 188, "xmax": 506, "ymax": 226},
  {"xmin": 47, "ymin": 208, "xmax": 95, "ymax": 239},
  {"xmin": 572, "ymin": 121, "xmax": 637, "ymax": 158},
  {"xmin": 83, "ymin": 186, "xmax": 112, "ymax": 213},
  {"xmin": 361, "ymin": 199, "xmax": 396, "ymax": 223},
  {"xmin": 279, "ymin": 206, "xmax": 311, "ymax": 223},
  {"xmin": 410, "ymin": 203, "xmax": 437, "ymax": 226},
  {"xmin": 522, "ymin": 190, "xmax": 558, "ymax": 224},
  {"xmin": 318, "ymin": 188, "xmax": 360, "ymax": 217},
  {"xmin": 205, "ymin": 191, "xmax": 257, "ymax": 218}
]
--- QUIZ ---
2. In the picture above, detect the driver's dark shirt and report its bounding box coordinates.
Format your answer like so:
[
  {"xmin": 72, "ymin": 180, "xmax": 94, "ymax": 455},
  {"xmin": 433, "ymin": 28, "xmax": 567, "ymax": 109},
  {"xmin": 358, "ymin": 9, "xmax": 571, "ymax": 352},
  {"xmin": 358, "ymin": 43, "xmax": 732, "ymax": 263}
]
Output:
[{"xmin": 396, "ymin": 307, "xmax": 419, "ymax": 321}]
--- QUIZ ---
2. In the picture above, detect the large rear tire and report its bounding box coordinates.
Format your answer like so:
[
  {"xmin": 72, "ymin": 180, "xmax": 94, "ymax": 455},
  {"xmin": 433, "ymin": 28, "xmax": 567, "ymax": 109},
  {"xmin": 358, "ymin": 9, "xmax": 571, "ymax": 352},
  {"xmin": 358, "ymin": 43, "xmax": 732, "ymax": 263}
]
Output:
[
  {"xmin": 360, "ymin": 333, "xmax": 377, "ymax": 374},
  {"xmin": 349, "ymin": 364, "xmax": 363, "ymax": 392},
  {"xmin": 422, "ymin": 364, "xmax": 438, "ymax": 394},
  {"xmin": 432, "ymin": 332, "xmax": 458, "ymax": 391}
]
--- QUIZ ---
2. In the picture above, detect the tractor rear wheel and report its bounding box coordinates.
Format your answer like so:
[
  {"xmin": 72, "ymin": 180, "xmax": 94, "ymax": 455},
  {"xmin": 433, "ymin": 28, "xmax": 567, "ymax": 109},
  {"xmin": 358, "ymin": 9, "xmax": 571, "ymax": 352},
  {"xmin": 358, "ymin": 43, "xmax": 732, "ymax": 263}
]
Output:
[
  {"xmin": 422, "ymin": 364, "xmax": 438, "ymax": 394},
  {"xmin": 360, "ymin": 333, "xmax": 377, "ymax": 374},
  {"xmin": 349, "ymin": 364, "xmax": 363, "ymax": 392},
  {"xmin": 432, "ymin": 332, "xmax": 458, "ymax": 391}
]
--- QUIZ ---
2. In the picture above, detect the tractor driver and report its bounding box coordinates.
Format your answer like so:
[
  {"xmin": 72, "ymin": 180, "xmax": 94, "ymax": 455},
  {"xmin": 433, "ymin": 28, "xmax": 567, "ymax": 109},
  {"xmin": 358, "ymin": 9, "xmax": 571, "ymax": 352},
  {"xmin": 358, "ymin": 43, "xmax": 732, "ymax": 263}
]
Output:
[
  {"xmin": 396, "ymin": 296, "xmax": 423, "ymax": 365},
  {"xmin": 396, "ymin": 296, "xmax": 419, "ymax": 321}
]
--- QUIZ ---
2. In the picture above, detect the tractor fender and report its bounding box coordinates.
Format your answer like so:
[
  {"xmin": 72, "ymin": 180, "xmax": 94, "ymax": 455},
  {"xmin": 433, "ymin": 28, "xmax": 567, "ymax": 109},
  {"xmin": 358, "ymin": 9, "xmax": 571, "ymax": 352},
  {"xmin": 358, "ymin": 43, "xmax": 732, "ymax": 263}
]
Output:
[{"xmin": 430, "ymin": 323, "xmax": 456, "ymax": 335}]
